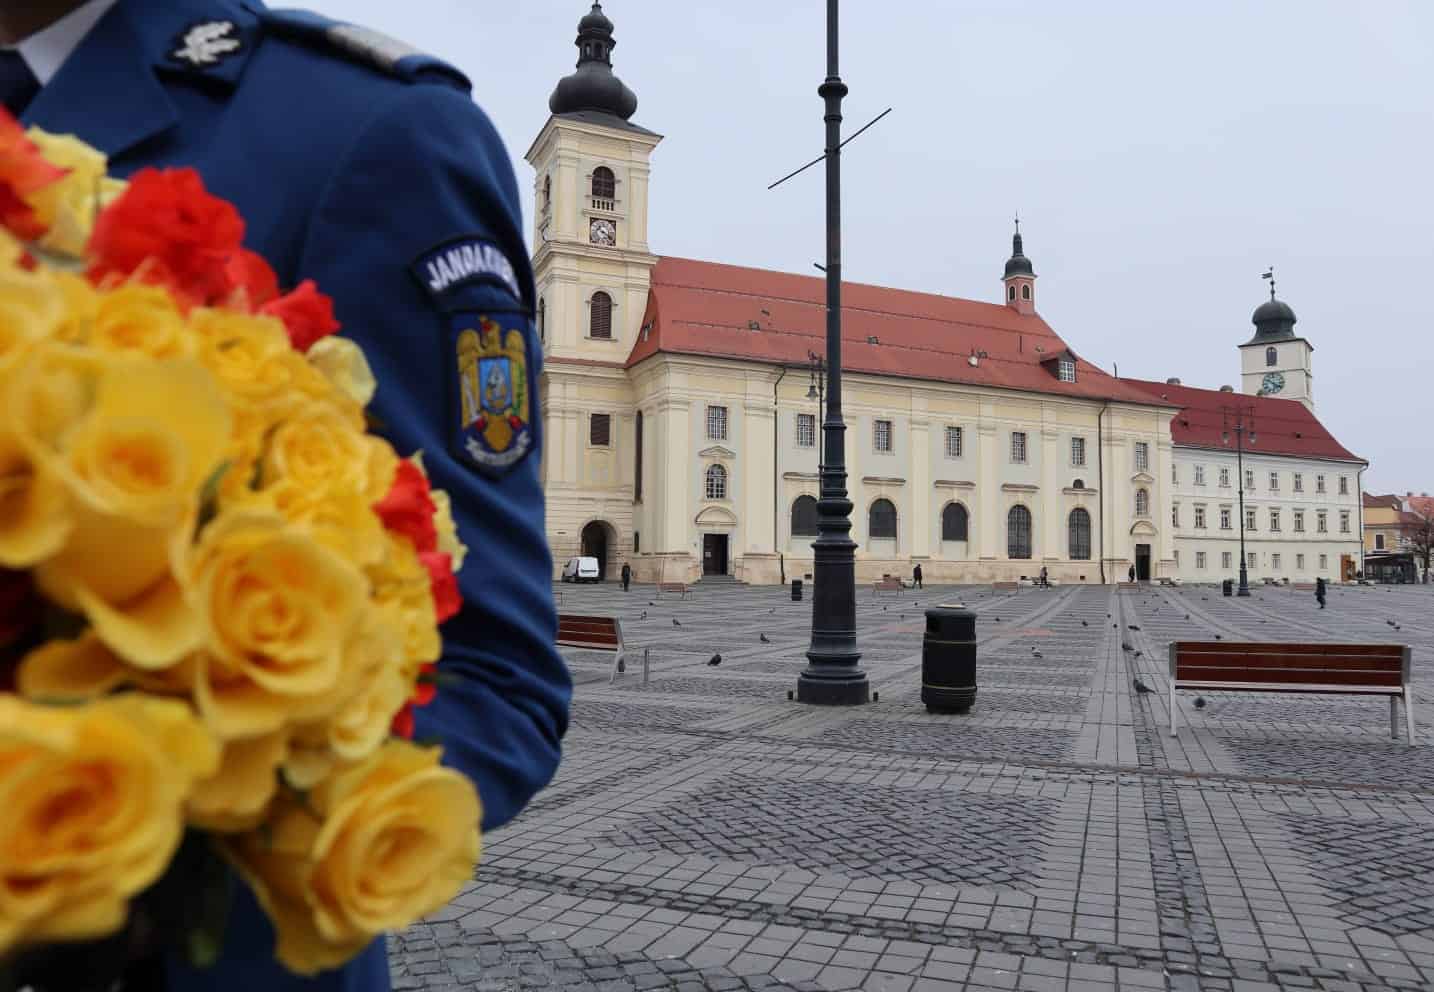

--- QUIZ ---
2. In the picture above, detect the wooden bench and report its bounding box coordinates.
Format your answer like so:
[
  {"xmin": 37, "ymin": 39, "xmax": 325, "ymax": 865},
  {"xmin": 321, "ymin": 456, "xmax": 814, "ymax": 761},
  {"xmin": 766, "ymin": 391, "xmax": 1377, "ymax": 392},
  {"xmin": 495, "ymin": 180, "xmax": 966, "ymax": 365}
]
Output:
[
  {"xmin": 873, "ymin": 578, "xmax": 903, "ymax": 596},
  {"xmin": 992, "ymin": 581, "xmax": 1019, "ymax": 591},
  {"xmin": 1169, "ymin": 641, "xmax": 1414, "ymax": 744},
  {"xmin": 655, "ymin": 582, "xmax": 690, "ymax": 600},
  {"xmin": 556, "ymin": 614, "xmax": 627, "ymax": 684}
]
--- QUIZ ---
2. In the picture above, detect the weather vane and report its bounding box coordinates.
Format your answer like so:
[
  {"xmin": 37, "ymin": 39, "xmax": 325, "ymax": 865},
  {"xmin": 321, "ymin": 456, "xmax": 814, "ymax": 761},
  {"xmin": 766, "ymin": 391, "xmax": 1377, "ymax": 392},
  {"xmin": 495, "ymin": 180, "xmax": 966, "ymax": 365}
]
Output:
[{"xmin": 1261, "ymin": 266, "xmax": 1276, "ymax": 299}]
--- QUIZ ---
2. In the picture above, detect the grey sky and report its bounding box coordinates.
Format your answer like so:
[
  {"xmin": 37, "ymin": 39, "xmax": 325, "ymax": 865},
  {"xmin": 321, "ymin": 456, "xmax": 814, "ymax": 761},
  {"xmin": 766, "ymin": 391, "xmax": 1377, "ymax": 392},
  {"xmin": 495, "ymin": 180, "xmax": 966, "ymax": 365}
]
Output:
[{"xmin": 310, "ymin": 1, "xmax": 1432, "ymax": 493}]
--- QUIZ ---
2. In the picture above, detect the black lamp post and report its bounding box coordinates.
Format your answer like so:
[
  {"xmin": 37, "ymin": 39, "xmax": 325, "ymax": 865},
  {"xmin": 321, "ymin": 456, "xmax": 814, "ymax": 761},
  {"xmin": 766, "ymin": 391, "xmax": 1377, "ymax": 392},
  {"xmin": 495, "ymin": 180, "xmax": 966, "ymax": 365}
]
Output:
[
  {"xmin": 798, "ymin": 0, "xmax": 867, "ymax": 705},
  {"xmin": 1221, "ymin": 405, "xmax": 1257, "ymax": 597},
  {"xmin": 806, "ymin": 351, "xmax": 825, "ymax": 476}
]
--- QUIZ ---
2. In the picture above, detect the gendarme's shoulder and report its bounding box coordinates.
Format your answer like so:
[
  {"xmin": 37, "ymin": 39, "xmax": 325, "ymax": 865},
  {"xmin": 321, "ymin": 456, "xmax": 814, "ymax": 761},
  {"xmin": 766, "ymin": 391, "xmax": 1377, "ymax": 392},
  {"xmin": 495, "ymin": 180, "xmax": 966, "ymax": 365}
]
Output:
[{"xmin": 252, "ymin": 6, "xmax": 470, "ymax": 92}]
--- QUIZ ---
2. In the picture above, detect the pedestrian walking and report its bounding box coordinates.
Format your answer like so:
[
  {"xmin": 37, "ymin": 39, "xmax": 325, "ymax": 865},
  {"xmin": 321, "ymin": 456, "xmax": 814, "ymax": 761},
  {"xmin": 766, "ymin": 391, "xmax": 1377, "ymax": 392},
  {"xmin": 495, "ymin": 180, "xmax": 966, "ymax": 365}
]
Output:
[
  {"xmin": 1128, "ymin": 564, "xmax": 1136, "ymax": 584},
  {"xmin": 912, "ymin": 563, "xmax": 923, "ymax": 589},
  {"xmin": 1039, "ymin": 566, "xmax": 1049, "ymax": 588},
  {"xmin": 1315, "ymin": 576, "xmax": 1327, "ymax": 609},
  {"xmin": 621, "ymin": 562, "xmax": 632, "ymax": 592}
]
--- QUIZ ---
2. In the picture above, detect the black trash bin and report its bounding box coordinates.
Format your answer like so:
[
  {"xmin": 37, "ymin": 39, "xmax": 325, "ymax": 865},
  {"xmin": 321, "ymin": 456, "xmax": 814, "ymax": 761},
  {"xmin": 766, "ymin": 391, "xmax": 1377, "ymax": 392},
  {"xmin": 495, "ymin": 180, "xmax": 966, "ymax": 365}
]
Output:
[
  {"xmin": 1222, "ymin": 579, "xmax": 1233, "ymax": 597},
  {"xmin": 791, "ymin": 579, "xmax": 803, "ymax": 602},
  {"xmin": 922, "ymin": 604, "xmax": 977, "ymax": 714}
]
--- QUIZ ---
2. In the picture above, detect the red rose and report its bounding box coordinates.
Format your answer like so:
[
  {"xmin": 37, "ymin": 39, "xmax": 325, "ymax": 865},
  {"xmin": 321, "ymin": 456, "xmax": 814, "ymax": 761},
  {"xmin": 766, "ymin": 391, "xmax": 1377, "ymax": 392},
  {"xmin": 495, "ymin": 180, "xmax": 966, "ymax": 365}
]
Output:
[
  {"xmin": 419, "ymin": 551, "xmax": 461, "ymax": 624},
  {"xmin": 88, "ymin": 167, "xmax": 244, "ymax": 307},
  {"xmin": 373, "ymin": 460, "xmax": 438, "ymax": 553},
  {"xmin": 412, "ymin": 663, "xmax": 438, "ymax": 707},
  {"xmin": 225, "ymin": 248, "xmax": 279, "ymax": 308},
  {"xmin": 391, "ymin": 703, "xmax": 415, "ymax": 740},
  {"xmin": 0, "ymin": 112, "xmax": 66, "ymax": 241},
  {"xmin": 261, "ymin": 278, "xmax": 339, "ymax": 352}
]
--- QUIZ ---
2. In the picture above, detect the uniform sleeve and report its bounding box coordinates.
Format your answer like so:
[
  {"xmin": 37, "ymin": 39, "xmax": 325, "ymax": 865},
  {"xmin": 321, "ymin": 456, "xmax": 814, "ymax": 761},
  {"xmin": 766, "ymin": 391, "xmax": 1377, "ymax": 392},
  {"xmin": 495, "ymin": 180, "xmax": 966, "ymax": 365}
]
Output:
[{"xmin": 297, "ymin": 82, "xmax": 570, "ymax": 832}]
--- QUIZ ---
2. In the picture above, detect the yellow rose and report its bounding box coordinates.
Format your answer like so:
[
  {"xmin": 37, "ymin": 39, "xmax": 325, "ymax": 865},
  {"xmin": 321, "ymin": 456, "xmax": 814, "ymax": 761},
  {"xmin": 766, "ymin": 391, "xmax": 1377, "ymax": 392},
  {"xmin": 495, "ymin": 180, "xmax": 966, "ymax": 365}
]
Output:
[
  {"xmin": 191, "ymin": 309, "xmax": 303, "ymax": 419},
  {"xmin": 90, "ymin": 283, "xmax": 191, "ymax": 359},
  {"xmin": 31, "ymin": 358, "xmax": 230, "ymax": 669},
  {"xmin": 17, "ymin": 632, "xmax": 197, "ymax": 702},
  {"xmin": 367, "ymin": 532, "xmax": 440, "ymax": 675},
  {"xmin": 0, "ymin": 239, "xmax": 64, "ymax": 373},
  {"xmin": 188, "ymin": 509, "xmax": 366, "ymax": 739},
  {"xmin": 188, "ymin": 729, "xmax": 290, "ymax": 833},
  {"xmin": 327, "ymin": 616, "xmax": 408, "ymax": 762},
  {"xmin": 50, "ymin": 271, "xmax": 100, "ymax": 345},
  {"xmin": 0, "ymin": 694, "xmax": 219, "ymax": 954},
  {"xmin": 429, "ymin": 487, "xmax": 468, "ymax": 573},
  {"xmin": 261, "ymin": 402, "xmax": 368, "ymax": 493},
  {"xmin": 24, "ymin": 128, "xmax": 125, "ymax": 258},
  {"xmin": 0, "ymin": 425, "xmax": 72, "ymax": 568},
  {"xmin": 364, "ymin": 437, "xmax": 399, "ymax": 505},
  {"xmin": 306, "ymin": 336, "xmax": 377, "ymax": 408},
  {"xmin": 261, "ymin": 480, "xmax": 387, "ymax": 568},
  {"xmin": 228, "ymin": 740, "xmax": 481, "ymax": 975}
]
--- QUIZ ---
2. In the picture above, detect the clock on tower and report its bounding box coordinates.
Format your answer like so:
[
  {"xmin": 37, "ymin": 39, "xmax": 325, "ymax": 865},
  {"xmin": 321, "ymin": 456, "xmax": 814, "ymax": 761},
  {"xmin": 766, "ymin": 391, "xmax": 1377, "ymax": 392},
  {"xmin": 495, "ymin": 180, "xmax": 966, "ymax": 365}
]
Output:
[
  {"xmin": 589, "ymin": 218, "xmax": 616, "ymax": 247},
  {"xmin": 1260, "ymin": 371, "xmax": 1285, "ymax": 396}
]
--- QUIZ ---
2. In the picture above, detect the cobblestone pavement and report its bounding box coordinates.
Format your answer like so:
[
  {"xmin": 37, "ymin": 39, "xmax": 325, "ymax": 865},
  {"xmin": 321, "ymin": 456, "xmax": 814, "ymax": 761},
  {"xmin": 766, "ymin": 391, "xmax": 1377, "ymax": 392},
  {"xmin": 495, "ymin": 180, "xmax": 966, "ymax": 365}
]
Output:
[{"xmin": 392, "ymin": 580, "xmax": 1434, "ymax": 991}]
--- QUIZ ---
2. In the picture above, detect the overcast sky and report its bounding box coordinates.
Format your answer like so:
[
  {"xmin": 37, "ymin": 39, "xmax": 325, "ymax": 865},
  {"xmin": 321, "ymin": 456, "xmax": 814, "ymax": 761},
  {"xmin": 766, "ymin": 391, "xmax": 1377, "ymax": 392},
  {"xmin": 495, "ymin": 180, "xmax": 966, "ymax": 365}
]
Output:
[{"xmin": 312, "ymin": 1, "xmax": 1432, "ymax": 493}]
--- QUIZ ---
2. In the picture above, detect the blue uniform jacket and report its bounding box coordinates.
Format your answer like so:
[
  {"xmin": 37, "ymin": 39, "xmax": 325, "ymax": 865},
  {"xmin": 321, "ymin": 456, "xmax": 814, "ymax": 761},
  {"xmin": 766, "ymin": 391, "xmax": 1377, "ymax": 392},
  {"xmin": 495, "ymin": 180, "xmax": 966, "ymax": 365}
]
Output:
[{"xmin": 21, "ymin": 1, "xmax": 571, "ymax": 989}]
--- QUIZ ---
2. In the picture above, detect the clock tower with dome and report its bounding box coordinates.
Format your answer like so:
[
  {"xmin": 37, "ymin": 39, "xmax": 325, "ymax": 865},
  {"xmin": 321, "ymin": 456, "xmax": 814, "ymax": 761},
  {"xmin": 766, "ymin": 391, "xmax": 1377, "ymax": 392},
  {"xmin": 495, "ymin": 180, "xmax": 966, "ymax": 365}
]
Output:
[{"xmin": 1238, "ymin": 277, "xmax": 1314, "ymax": 410}]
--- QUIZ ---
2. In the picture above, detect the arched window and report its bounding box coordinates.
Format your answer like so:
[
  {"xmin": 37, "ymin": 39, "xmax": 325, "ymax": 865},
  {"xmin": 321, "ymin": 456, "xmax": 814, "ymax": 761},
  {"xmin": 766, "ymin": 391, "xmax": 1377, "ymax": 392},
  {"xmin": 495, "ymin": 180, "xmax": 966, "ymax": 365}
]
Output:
[
  {"xmin": 590, "ymin": 291, "xmax": 612, "ymax": 339},
  {"xmin": 868, "ymin": 498, "xmax": 897, "ymax": 540},
  {"xmin": 1135, "ymin": 488, "xmax": 1149, "ymax": 517},
  {"xmin": 941, "ymin": 503, "xmax": 968, "ymax": 542},
  {"xmin": 791, "ymin": 495, "xmax": 818, "ymax": 537},
  {"xmin": 1069, "ymin": 508, "xmax": 1092, "ymax": 560},
  {"xmin": 1265, "ymin": 346, "xmax": 1277, "ymax": 367},
  {"xmin": 1021, "ymin": 284, "xmax": 1031, "ymax": 301},
  {"xmin": 704, "ymin": 464, "xmax": 727, "ymax": 500},
  {"xmin": 1072, "ymin": 478, "xmax": 1085, "ymax": 490},
  {"xmin": 591, "ymin": 166, "xmax": 615, "ymax": 200},
  {"xmin": 542, "ymin": 174, "xmax": 551, "ymax": 211},
  {"xmin": 1008, "ymin": 285, "xmax": 1016, "ymax": 301},
  {"xmin": 1007, "ymin": 505, "xmax": 1032, "ymax": 559},
  {"xmin": 537, "ymin": 297, "xmax": 546, "ymax": 344}
]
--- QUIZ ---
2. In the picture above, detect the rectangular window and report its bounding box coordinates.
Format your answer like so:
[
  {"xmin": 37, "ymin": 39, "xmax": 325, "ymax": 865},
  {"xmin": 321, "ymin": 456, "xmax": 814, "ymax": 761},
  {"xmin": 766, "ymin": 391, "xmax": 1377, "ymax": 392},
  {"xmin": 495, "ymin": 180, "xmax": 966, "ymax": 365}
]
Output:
[
  {"xmin": 1339, "ymin": 476, "xmax": 1349, "ymax": 495},
  {"xmin": 1376, "ymin": 533, "xmax": 1386, "ymax": 550},
  {"xmin": 634, "ymin": 410, "xmax": 644, "ymax": 501},
  {"xmin": 589, "ymin": 413, "xmax": 611, "ymax": 447},
  {"xmin": 1246, "ymin": 507, "xmax": 1257, "ymax": 531},
  {"xmin": 1296, "ymin": 553, "xmax": 1305, "ymax": 570},
  {"xmin": 1245, "ymin": 469, "xmax": 1255, "ymax": 490},
  {"xmin": 1058, "ymin": 358, "xmax": 1076, "ymax": 383},
  {"xmin": 1219, "ymin": 467, "xmax": 1231, "ymax": 488},
  {"xmin": 1272, "ymin": 553, "xmax": 1282, "ymax": 571},
  {"xmin": 1269, "ymin": 509, "xmax": 1281, "ymax": 532},
  {"xmin": 1319, "ymin": 554, "xmax": 1328, "ymax": 569},
  {"xmin": 1173, "ymin": 549, "xmax": 1180, "ymax": 566},
  {"xmin": 1220, "ymin": 507, "xmax": 1232, "ymax": 530},
  {"xmin": 1293, "ymin": 510, "xmax": 1304, "ymax": 533},
  {"xmin": 633, "ymin": 532, "xmax": 640, "ymax": 553},
  {"xmin": 1316, "ymin": 474, "xmax": 1326, "ymax": 493},
  {"xmin": 705, "ymin": 405, "xmax": 728, "ymax": 441},
  {"xmin": 1293, "ymin": 473, "xmax": 1303, "ymax": 492},
  {"xmin": 1011, "ymin": 431, "xmax": 1028, "ymax": 463},
  {"xmin": 1195, "ymin": 465, "xmax": 1206, "ymax": 486},
  {"xmin": 1172, "ymin": 504, "xmax": 1180, "ymax": 528},
  {"xmin": 1134, "ymin": 442, "xmax": 1149, "ymax": 472},
  {"xmin": 1222, "ymin": 551, "xmax": 1233, "ymax": 570},
  {"xmin": 1194, "ymin": 506, "xmax": 1207, "ymax": 529},
  {"xmin": 796, "ymin": 413, "xmax": 816, "ymax": 449},
  {"xmin": 1339, "ymin": 510, "xmax": 1351, "ymax": 534},
  {"xmin": 873, "ymin": 419, "xmax": 893, "ymax": 453},
  {"xmin": 1317, "ymin": 510, "xmax": 1328, "ymax": 533},
  {"xmin": 1196, "ymin": 552, "xmax": 1207, "ymax": 570},
  {"xmin": 1172, "ymin": 462, "xmax": 1179, "ymax": 484},
  {"xmin": 945, "ymin": 425, "xmax": 963, "ymax": 459},
  {"xmin": 1269, "ymin": 471, "xmax": 1280, "ymax": 491},
  {"xmin": 1249, "ymin": 551, "xmax": 1257, "ymax": 568},
  {"xmin": 1071, "ymin": 436, "xmax": 1086, "ymax": 467}
]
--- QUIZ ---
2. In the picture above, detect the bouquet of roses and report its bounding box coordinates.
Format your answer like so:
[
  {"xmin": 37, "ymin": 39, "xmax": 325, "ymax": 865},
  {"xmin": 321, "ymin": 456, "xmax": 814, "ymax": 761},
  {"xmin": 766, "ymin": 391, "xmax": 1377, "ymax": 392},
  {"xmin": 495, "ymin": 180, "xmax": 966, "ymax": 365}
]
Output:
[{"xmin": 0, "ymin": 110, "xmax": 481, "ymax": 983}]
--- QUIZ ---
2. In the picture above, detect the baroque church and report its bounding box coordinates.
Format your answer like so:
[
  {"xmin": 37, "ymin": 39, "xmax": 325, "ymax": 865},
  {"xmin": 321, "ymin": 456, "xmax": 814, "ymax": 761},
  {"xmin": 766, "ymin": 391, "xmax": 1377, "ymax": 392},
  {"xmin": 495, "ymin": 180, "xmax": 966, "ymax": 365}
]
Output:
[{"xmin": 530, "ymin": 4, "xmax": 1364, "ymax": 586}]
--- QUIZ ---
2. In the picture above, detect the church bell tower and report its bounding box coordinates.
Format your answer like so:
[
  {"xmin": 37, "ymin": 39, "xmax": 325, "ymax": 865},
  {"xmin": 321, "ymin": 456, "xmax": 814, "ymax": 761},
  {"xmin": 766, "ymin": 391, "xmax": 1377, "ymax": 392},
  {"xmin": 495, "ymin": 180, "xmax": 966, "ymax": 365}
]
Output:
[
  {"xmin": 1002, "ymin": 219, "xmax": 1036, "ymax": 315},
  {"xmin": 1238, "ymin": 272, "xmax": 1314, "ymax": 409}
]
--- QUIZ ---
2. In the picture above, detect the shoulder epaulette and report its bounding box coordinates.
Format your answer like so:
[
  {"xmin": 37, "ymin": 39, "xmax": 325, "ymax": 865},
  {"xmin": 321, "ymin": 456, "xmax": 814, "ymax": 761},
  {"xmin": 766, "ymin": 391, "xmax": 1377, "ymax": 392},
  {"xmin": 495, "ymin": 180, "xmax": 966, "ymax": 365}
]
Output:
[{"xmin": 256, "ymin": 7, "xmax": 470, "ymax": 89}]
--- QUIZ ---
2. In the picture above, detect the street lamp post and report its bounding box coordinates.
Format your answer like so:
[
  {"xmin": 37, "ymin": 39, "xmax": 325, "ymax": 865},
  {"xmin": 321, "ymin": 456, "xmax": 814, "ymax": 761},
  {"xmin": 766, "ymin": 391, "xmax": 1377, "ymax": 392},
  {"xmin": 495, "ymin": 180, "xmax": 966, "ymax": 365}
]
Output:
[
  {"xmin": 798, "ymin": 0, "xmax": 867, "ymax": 705},
  {"xmin": 1221, "ymin": 405, "xmax": 1257, "ymax": 597}
]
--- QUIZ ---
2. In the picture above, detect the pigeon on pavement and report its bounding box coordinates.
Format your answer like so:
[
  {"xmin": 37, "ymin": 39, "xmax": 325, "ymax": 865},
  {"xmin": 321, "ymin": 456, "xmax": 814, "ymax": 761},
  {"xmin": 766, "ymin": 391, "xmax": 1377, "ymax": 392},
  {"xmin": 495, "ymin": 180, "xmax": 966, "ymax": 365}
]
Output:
[
  {"xmin": 1214, "ymin": 634, "xmax": 1223, "ymax": 640},
  {"xmin": 1122, "ymin": 641, "xmax": 1134, "ymax": 653},
  {"xmin": 1081, "ymin": 620, "xmax": 1088, "ymax": 627},
  {"xmin": 1129, "ymin": 625, "xmax": 1142, "ymax": 631},
  {"xmin": 759, "ymin": 633, "xmax": 770, "ymax": 643},
  {"xmin": 1033, "ymin": 651, "xmax": 1044, "ymax": 659},
  {"xmin": 672, "ymin": 618, "xmax": 681, "ymax": 627},
  {"xmin": 1133, "ymin": 679, "xmax": 1154, "ymax": 694},
  {"xmin": 707, "ymin": 654, "xmax": 722, "ymax": 666},
  {"xmin": 1194, "ymin": 697, "xmax": 1207, "ymax": 709}
]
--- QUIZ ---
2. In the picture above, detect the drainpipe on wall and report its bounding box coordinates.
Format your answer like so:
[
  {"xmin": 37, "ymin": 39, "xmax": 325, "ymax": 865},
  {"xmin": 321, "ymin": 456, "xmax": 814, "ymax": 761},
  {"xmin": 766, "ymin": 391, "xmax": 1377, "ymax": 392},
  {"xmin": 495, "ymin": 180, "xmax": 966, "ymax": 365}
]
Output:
[
  {"xmin": 1097, "ymin": 401, "xmax": 1109, "ymax": 584},
  {"xmin": 774, "ymin": 366, "xmax": 787, "ymax": 585},
  {"xmin": 1357, "ymin": 464, "xmax": 1366, "ymax": 580}
]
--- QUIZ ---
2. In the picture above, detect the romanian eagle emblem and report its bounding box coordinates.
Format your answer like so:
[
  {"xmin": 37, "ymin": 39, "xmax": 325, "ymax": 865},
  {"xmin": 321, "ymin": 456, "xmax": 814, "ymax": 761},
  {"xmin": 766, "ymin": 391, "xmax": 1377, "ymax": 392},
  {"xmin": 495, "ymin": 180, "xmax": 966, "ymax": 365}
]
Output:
[{"xmin": 455, "ymin": 317, "xmax": 532, "ymax": 472}]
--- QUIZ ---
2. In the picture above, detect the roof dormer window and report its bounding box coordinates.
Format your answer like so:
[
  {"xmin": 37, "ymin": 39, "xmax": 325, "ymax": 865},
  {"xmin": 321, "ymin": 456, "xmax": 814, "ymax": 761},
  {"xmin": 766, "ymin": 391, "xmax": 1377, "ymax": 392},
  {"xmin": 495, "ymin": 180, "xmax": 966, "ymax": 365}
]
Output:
[{"xmin": 1058, "ymin": 357, "xmax": 1076, "ymax": 383}]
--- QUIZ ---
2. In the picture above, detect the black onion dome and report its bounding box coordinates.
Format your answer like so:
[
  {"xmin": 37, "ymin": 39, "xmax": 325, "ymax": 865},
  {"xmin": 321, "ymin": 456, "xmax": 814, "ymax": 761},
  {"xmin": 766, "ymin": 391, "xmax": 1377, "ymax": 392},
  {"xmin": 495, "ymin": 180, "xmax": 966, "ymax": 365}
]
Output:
[
  {"xmin": 549, "ymin": 3, "xmax": 639, "ymax": 121},
  {"xmin": 1251, "ymin": 297, "xmax": 1297, "ymax": 339},
  {"xmin": 1004, "ymin": 230, "xmax": 1034, "ymax": 278}
]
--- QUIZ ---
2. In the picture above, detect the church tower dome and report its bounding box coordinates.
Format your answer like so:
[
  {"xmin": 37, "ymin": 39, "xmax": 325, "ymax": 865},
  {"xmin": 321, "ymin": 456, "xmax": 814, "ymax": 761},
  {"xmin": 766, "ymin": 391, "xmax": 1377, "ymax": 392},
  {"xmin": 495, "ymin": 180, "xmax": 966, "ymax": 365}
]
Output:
[
  {"xmin": 1002, "ymin": 219, "xmax": 1037, "ymax": 315},
  {"xmin": 549, "ymin": 3, "xmax": 639, "ymax": 121},
  {"xmin": 1238, "ymin": 269, "xmax": 1314, "ymax": 410}
]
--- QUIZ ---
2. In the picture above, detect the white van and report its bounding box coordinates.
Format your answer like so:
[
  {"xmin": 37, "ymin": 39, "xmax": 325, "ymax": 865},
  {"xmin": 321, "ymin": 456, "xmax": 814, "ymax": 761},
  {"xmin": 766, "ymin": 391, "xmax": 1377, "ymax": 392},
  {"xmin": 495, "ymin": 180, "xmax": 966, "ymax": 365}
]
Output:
[{"xmin": 561, "ymin": 556, "xmax": 601, "ymax": 583}]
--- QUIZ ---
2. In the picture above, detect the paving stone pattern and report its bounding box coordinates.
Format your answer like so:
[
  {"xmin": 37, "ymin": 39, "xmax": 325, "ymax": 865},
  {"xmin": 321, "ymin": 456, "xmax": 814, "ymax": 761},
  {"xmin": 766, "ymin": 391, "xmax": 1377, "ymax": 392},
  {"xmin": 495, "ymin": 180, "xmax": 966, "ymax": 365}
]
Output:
[{"xmin": 392, "ymin": 580, "xmax": 1434, "ymax": 991}]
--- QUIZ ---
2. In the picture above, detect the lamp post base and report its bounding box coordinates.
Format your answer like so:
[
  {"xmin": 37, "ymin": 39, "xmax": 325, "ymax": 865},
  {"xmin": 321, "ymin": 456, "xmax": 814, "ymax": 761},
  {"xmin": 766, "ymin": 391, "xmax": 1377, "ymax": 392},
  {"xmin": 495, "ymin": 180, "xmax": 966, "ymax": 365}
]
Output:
[{"xmin": 796, "ymin": 668, "xmax": 870, "ymax": 705}]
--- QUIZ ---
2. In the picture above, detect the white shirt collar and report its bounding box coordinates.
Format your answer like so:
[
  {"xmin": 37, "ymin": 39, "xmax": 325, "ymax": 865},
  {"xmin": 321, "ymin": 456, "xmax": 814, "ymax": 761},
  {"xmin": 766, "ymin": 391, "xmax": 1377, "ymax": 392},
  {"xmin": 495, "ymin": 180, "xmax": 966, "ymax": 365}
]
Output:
[{"xmin": 10, "ymin": 0, "xmax": 120, "ymax": 86}]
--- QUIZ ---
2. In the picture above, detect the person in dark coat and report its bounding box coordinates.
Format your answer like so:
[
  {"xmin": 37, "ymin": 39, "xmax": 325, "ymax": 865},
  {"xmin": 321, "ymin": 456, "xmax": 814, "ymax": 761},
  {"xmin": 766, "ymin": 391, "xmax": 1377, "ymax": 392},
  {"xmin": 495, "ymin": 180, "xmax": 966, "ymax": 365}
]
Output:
[
  {"xmin": 912, "ymin": 563, "xmax": 923, "ymax": 589},
  {"xmin": 1315, "ymin": 576, "xmax": 1327, "ymax": 609},
  {"xmin": 1128, "ymin": 564, "xmax": 1136, "ymax": 584},
  {"xmin": 621, "ymin": 562, "xmax": 632, "ymax": 592},
  {"xmin": 1039, "ymin": 566, "xmax": 1049, "ymax": 588}
]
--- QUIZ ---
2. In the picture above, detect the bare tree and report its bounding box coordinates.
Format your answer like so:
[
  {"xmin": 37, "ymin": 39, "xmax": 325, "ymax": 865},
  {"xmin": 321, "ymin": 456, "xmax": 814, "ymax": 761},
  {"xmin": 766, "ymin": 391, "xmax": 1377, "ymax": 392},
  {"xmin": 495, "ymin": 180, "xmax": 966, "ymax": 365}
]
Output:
[{"xmin": 1409, "ymin": 511, "xmax": 1434, "ymax": 582}]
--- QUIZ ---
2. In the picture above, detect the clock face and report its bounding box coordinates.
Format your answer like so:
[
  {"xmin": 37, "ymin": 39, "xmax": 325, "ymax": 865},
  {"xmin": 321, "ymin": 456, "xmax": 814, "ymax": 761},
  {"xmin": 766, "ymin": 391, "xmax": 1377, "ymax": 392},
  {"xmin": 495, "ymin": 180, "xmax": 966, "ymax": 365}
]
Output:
[
  {"xmin": 1260, "ymin": 371, "xmax": 1286, "ymax": 395},
  {"xmin": 589, "ymin": 218, "xmax": 616, "ymax": 246}
]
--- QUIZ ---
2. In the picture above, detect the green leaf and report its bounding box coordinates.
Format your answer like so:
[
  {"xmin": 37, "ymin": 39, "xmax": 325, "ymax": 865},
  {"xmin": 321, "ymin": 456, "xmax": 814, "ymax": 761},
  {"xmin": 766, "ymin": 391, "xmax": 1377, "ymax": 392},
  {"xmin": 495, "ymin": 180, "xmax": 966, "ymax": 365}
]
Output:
[{"xmin": 195, "ymin": 460, "xmax": 233, "ymax": 534}]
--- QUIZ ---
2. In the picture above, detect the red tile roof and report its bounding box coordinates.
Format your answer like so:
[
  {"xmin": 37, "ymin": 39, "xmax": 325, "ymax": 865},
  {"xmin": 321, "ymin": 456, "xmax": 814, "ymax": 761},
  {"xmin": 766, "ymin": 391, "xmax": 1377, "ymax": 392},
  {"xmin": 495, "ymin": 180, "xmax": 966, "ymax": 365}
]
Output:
[
  {"xmin": 1405, "ymin": 495, "xmax": 1434, "ymax": 519},
  {"xmin": 1364, "ymin": 493, "xmax": 1403, "ymax": 510},
  {"xmin": 1122, "ymin": 379, "xmax": 1364, "ymax": 464},
  {"xmin": 626, "ymin": 257, "xmax": 1174, "ymax": 406}
]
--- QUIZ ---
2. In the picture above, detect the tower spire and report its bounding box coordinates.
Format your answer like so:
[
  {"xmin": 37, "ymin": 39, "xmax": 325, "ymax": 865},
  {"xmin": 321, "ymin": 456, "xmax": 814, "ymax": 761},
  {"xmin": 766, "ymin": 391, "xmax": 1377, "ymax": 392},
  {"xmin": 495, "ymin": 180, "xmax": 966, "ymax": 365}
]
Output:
[
  {"xmin": 1002, "ymin": 217, "xmax": 1036, "ymax": 314},
  {"xmin": 548, "ymin": 2, "xmax": 639, "ymax": 120}
]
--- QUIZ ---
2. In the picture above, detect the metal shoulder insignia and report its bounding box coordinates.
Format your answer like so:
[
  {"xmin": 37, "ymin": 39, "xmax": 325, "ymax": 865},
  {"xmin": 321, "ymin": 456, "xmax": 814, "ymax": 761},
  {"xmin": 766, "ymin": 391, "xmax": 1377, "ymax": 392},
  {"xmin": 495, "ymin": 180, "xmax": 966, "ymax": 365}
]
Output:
[{"xmin": 259, "ymin": 10, "xmax": 469, "ymax": 87}]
